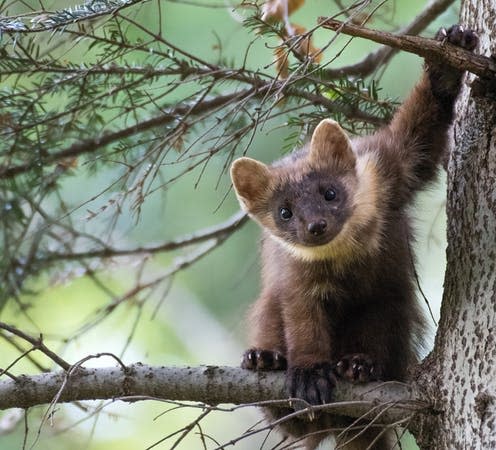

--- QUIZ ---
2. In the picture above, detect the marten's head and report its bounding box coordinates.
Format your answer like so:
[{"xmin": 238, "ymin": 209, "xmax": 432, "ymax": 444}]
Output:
[{"xmin": 230, "ymin": 119, "xmax": 383, "ymax": 262}]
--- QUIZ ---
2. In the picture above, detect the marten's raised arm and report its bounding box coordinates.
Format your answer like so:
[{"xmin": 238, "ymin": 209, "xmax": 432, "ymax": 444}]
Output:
[{"xmin": 357, "ymin": 25, "xmax": 479, "ymax": 206}]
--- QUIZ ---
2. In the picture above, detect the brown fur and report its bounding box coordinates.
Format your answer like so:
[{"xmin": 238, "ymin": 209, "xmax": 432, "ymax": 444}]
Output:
[{"xmin": 231, "ymin": 25, "xmax": 477, "ymax": 450}]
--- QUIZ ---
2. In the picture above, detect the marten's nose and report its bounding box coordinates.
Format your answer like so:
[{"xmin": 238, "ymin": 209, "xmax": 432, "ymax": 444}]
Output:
[{"xmin": 307, "ymin": 220, "xmax": 327, "ymax": 236}]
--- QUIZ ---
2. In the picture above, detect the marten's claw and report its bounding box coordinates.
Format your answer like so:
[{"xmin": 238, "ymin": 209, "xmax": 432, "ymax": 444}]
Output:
[
  {"xmin": 241, "ymin": 348, "xmax": 287, "ymax": 370},
  {"xmin": 287, "ymin": 362, "xmax": 336, "ymax": 405},
  {"xmin": 436, "ymin": 24, "xmax": 478, "ymax": 50},
  {"xmin": 334, "ymin": 353, "xmax": 380, "ymax": 383}
]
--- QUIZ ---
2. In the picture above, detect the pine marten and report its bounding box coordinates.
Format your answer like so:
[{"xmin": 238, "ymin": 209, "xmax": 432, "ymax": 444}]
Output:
[{"xmin": 230, "ymin": 25, "xmax": 477, "ymax": 450}]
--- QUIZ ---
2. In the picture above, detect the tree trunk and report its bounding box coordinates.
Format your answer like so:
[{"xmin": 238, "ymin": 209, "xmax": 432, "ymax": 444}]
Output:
[{"xmin": 414, "ymin": 0, "xmax": 496, "ymax": 448}]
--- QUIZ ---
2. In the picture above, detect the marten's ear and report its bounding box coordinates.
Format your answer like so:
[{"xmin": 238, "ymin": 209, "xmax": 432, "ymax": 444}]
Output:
[
  {"xmin": 230, "ymin": 157, "xmax": 271, "ymax": 211},
  {"xmin": 309, "ymin": 119, "xmax": 355, "ymax": 170}
]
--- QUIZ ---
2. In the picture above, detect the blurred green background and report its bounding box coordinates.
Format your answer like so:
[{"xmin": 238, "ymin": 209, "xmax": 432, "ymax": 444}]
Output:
[{"xmin": 0, "ymin": 0, "xmax": 457, "ymax": 448}]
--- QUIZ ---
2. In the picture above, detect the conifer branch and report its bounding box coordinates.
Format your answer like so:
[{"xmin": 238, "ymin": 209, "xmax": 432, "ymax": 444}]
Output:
[
  {"xmin": 0, "ymin": 79, "xmax": 385, "ymax": 181},
  {"xmin": 0, "ymin": 90, "xmax": 245, "ymax": 179},
  {"xmin": 0, "ymin": 0, "xmax": 144, "ymax": 33}
]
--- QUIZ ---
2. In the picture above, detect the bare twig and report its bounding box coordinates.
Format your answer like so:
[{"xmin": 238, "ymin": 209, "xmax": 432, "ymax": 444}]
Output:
[
  {"xmin": 35, "ymin": 210, "xmax": 247, "ymax": 262},
  {"xmin": 0, "ymin": 323, "xmax": 71, "ymax": 371},
  {"xmin": 0, "ymin": 331, "xmax": 48, "ymax": 373},
  {"xmin": 41, "ymin": 352, "xmax": 128, "ymax": 428}
]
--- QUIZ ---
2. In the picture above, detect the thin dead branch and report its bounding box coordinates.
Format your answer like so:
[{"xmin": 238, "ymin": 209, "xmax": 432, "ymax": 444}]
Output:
[
  {"xmin": 34, "ymin": 210, "xmax": 247, "ymax": 262},
  {"xmin": 0, "ymin": 323, "xmax": 70, "ymax": 371}
]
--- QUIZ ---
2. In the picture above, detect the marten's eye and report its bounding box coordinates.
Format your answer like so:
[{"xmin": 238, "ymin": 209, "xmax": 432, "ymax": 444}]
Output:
[
  {"xmin": 279, "ymin": 207, "xmax": 293, "ymax": 221},
  {"xmin": 324, "ymin": 188, "xmax": 337, "ymax": 201}
]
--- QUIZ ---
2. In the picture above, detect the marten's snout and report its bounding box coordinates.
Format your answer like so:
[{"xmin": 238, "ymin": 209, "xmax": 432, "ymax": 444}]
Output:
[{"xmin": 307, "ymin": 220, "xmax": 327, "ymax": 236}]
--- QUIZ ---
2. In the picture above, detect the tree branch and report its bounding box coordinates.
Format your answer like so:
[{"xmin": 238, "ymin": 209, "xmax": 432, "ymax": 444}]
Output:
[
  {"xmin": 322, "ymin": 0, "xmax": 456, "ymax": 78},
  {"xmin": 0, "ymin": 323, "xmax": 71, "ymax": 371},
  {"xmin": 319, "ymin": 18, "xmax": 496, "ymax": 79},
  {"xmin": 0, "ymin": 364, "xmax": 426, "ymax": 424}
]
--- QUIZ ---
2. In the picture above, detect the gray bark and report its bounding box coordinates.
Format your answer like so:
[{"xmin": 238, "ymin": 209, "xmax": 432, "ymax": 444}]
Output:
[
  {"xmin": 414, "ymin": 0, "xmax": 496, "ymax": 448},
  {"xmin": 0, "ymin": 364, "xmax": 416, "ymax": 424}
]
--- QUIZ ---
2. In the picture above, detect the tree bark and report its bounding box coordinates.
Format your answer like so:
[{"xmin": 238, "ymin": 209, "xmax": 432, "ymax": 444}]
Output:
[
  {"xmin": 413, "ymin": 0, "xmax": 496, "ymax": 448},
  {"xmin": 319, "ymin": 18, "xmax": 496, "ymax": 79},
  {"xmin": 0, "ymin": 364, "xmax": 417, "ymax": 424}
]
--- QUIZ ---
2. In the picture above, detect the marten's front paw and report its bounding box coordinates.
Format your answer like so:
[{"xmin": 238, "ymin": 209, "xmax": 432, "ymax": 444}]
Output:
[
  {"xmin": 286, "ymin": 362, "xmax": 336, "ymax": 405},
  {"xmin": 436, "ymin": 24, "xmax": 478, "ymax": 51},
  {"xmin": 429, "ymin": 25, "xmax": 478, "ymax": 100},
  {"xmin": 241, "ymin": 348, "xmax": 287, "ymax": 370},
  {"xmin": 335, "ymin": 353, "xmax": 380, "ymax": 383}
]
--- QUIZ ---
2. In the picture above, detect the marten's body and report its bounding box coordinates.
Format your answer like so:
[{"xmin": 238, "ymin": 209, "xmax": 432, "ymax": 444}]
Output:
[{"xmin": 230, "ymin": 26, "xmax": 477, "ymax": 450}]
